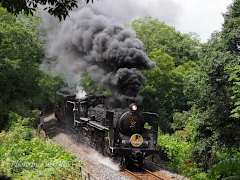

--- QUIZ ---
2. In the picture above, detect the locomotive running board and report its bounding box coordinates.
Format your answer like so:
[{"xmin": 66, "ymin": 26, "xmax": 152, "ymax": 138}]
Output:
[
  {"xmin": 88, "ymin": 121, "xmax": 109, "ymax": 131},
  {"xmin": 80, "ymin": 117, "xmax": 89, "ymax": 122}
]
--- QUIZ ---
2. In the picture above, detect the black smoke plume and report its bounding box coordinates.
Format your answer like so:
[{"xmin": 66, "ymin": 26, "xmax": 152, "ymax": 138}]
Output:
[{"xmin": 42, "ymin": 2, "xmax": 155, "ymax": 99}]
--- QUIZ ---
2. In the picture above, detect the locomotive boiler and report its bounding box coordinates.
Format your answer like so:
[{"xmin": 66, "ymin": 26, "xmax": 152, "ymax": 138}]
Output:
[{"xmin": 55, "ymin": 87, "xmax": 159, "ymax": 167}]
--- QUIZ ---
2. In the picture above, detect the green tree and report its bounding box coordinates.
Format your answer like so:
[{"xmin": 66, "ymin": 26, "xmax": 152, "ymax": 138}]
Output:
[
  {"xmin": 126, "ymin": 16, "xmax": 201, "ymax": 132},
  {"xmin": 180, "ymin": 0, "xmax": 240, "ymax": 171},
  {"xmin": 221, "ymin": 0, "xmax": 240, "ymax": 55},
  {"xmin": 0, "ymin": 7, "xmax": 65, "ymax": 129},
  {"xmin": 0, "ymin": 0, "xmax": 78, "ymax": 20},
  {"xmin": 195, "ymin": 14, "xmax": 240, "ymax": 149},
  {"xmin": 0, "ymin": 0, "xmax": 95, "ymax": 21},
  {"xmin": 140, "ymin": 49, "xmax": 199, "ymax": 132},
  {"xmin": 0, "ymin": 7, "xmax": 42, "ymax": 128},
  {"xmin": 127, "ymin": 16, "xmax": 200, "ymax": 66},
  {"xmin": 227, "ymin": 58, "xmax": 240, "ymax": 118},
  {"xmin": 79, "ymin": 71, "xmax": 112, "ymax": 96}
]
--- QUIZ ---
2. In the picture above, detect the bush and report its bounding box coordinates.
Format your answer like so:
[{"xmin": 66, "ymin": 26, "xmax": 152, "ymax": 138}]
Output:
[
  {"xmin": 0, "ymin": 112, "xmax": 81, "ymax": 179},
  {"xmin": 0, "ymin": 140, "xmax": 80, "ymax": 179},
  {"xmin": 157, "ymin": 125, "xmax": 207, "ymax": 179},
  {"xmin": 158, "ymin": 132, "xmax": 194, "ymax": 172},
  {"xmin": 208, "ymin": 149, "xmax": 240, "ymax": 180}
]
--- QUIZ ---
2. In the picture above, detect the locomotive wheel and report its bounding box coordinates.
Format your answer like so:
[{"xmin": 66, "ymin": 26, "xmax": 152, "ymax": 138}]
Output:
[
  {"xmin": 55, "ymin": 114, "xmax": 61, "ymax": 126},
  {"xmin": 137, "ymin": 159, "xmax": 144, "ymax": 168},
  {"xmin": 99, "ymin": 139, "xmax": 106, "ymax": 155},
  {"xmin": 121, "ymin": 157, "xmax": 129, "ymax": 168},
  {"xmin": 74, "ymin": 130, "xmax": 80, "ymax": 142},
  {"xmin": 92, "ymin": 134, "xmax": 100, "ymax": 151},
  {"xmin": 94, "ymin": 141, "xmax": 100, "ymax": 152},
  {"xmin": 90, "ymin": 139, "xmax": 95, "ymax": 149},
  {"xmin": 74, "ymin": 133, "xmax": 79, "ymax": 141},
  {"xmin": 102, "ymin": 144, "xmax": 109, "ymax": 156}
]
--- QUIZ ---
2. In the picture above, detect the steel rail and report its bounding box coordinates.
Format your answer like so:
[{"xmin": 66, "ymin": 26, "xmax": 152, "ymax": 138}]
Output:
[{"xmin": 121, "ymin": 166, "xmax": 165, "ymax": 180}]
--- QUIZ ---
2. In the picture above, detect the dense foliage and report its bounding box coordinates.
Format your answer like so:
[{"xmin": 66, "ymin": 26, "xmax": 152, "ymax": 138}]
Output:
[
  {"xmin": 125, "ymin": 17, "xmax": 200, "ymax": 132},
  {"xmin": 79, "ymin": 72, "xmax": 112, "ymax": 96},
  {"xmin": 156, "ymin": 1, "xmax": 240, "ymax": 179},
  {"xmin": 0, "ymin": 0, "xmax": 95, "ymax": 21},
  {"xmin": 0, "ymin": 7, "xmax": 65, "ymax": 129},
  {"xmin": 126, "ymin": 16, "xmax": 200, "ymax": 66},
  {"xmin": 0, "ymin": 112, "xmax": 80, "ymax": 179},
  {"xmin": 0, "ymin": 0, "xmax": 78, "ymax": 20},
  {"xmin": 141, "ymin": 48, "xmax": 199, "ymax": 132}
]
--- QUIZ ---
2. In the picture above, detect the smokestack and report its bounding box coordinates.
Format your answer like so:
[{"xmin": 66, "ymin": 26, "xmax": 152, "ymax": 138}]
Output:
[{"xmin": 42, "ymin": 2, "xmax": 156, "ymax": 100}]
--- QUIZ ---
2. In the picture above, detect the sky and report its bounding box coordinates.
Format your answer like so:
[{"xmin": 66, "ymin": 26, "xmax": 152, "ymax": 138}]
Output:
[{"xmin": 90, "ymin": 0, "xmax": 233, "ymax": 43}]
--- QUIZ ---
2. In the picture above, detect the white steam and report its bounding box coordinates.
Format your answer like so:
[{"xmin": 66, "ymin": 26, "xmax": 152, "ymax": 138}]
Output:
[
  {"xmin": 91, "ymin": 152, "xmax": 120, "ymax": 171},
  {"xmin": 75, "ymin": 86, "xmax": 87, "ymax": 99}
]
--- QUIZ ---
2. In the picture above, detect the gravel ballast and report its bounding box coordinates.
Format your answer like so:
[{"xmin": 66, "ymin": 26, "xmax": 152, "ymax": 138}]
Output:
[{"xmin": 42, "ymin": 114, "xmax": 189, "ymax": 180}]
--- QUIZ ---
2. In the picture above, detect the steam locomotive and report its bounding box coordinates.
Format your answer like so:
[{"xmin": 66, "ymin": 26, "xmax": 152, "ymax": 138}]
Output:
[{"xmin": 55, "ymin": 87, "xmax": 159, "ymax": 167}]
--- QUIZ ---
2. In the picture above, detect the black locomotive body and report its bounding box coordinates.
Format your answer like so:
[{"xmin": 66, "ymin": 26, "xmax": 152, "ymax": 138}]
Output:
[{"xmin": 55, "ymin": 87, "xmax": 159, "ymax": 167}]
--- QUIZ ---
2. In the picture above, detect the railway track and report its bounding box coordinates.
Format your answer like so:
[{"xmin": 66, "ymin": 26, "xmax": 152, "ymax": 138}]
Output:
[
  {"xmin": 62, "ymin": 123, "xmax": 173, "ymax": 180},
  {"xmin": 42, "ymin": 114, "xmax": 187, "ymax": 180},
  {"xmin": 121, "ymin": 166, "xmax": 173, "ymax": 180}
]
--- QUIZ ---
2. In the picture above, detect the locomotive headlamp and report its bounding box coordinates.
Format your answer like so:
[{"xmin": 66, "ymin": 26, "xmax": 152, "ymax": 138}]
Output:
[{"xmin": 130, "ymin": 104, "xmax": 138, "ymax": 111}]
